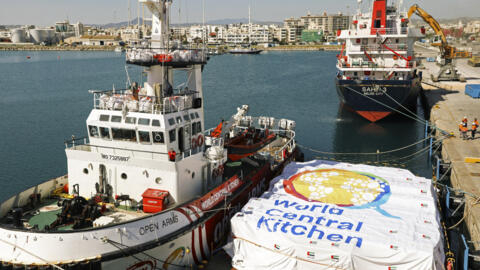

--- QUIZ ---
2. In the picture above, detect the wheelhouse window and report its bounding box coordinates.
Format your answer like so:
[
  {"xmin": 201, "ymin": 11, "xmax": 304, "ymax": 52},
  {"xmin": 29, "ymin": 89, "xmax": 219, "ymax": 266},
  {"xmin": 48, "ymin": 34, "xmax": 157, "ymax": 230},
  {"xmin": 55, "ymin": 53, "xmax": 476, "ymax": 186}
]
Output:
[
  {"xmin": 89, "ymin": 125, "xmax": 100, "ymax": 138},
  {"xmin": 176, "ymin": 117, "xmax": 182, "ymax": 124},
  {"xmin": 152, "ymin": 120, "xmax": 161, "ymax": 127},
  {"xmin": 125, "ymin": 117, "xmax": 136, "ymax": 124},
  {"xmin": 138, "ymin": 131, "xmax": 151, "ymax": 144},
  {"xmin": 99, "ymin": 115, "xmax": 110, "ymax": 122},
  {"xmin": 112, "ymin": 128, "xmax": 137, "ymax": 141},
  {"xmin": 168, "ymin": 118, "xmax": 175, "ymax": 126},
  {"xmin": 153, "ymin": 131, "xmax": 165, "ymax": 144},
  {"xmin": 195, "ymin": 112, "xmax": 200, "ymax": 119},
  {"xmin": 190, "ymin": 113, "xmax": 196, "ymax": 120},
  {"xmin": 192, "ymin": 122, "xmax": 202, "ymax": 134},
  {"xmin": 169, "ymin": 129, "xmax": 176, "ymax": 143},
  {"xmin": 111, "ymin": 116, "xmax": 122, "ymax": 123},
  {"xmin": 100, "ymin": 127, "xmax": 111, "ymax": 139},
  {"xmin": 183, "ymin": 114, "xmax": 190, "ymax": 121},
  {"xmin": 138, "ymin": 118, "xmax": 150, "ymax": 126}
]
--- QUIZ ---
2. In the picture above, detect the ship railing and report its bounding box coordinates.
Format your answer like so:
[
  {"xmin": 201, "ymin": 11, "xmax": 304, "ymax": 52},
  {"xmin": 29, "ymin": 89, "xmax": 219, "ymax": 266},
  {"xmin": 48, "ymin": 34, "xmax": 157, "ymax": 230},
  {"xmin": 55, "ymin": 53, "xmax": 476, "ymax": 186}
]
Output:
[
  {"xmin": 65, "ymin": 136, "xmax": 203, "ymax": 162},
  {"xmin": 347, "ymin": 27, "xmax": 408, "ymax": 36},
  {"xmin": 90, "ymin": 89, "xmax": 199, "ymax": 115},
  {"xmin": 126, "ymin": 45, "xmax": 207, "ymax": 65},
  {"xmin": 65, "ymin": 136, "xmax": 89, "ymax": 148},
  {"xmin": 352, "ymin": 44, "xmax": 408, "ymax": 52}
]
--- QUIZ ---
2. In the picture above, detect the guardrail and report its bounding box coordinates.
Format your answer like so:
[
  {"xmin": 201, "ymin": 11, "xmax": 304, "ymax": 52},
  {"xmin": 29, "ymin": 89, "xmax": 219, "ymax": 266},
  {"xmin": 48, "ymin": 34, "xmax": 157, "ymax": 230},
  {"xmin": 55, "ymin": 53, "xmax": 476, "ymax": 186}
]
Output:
[
  {"xmin": 90, "ymin": 89, "xmax": 199, "ymax": 115},
  {"xmin": 346, "ymin": 27, "xmax": 408, "ymax": 36},
  {"xmin": 126, "ymin": 46, "xmax": 207, "ymax": 65}
]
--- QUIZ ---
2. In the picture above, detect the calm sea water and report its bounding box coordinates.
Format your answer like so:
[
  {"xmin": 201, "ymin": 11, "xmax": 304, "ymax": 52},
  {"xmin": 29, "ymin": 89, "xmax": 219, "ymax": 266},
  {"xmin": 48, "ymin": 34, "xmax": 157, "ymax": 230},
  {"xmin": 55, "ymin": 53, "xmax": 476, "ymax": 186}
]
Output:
[{"xmin": 0, "ymin": 50, "xmax": 431, "ymax": 201}]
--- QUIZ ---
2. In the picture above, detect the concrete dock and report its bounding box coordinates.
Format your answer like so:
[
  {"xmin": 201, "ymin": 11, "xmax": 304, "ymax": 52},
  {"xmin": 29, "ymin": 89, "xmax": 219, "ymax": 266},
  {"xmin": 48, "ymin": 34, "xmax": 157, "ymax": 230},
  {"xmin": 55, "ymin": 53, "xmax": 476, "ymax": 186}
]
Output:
[{"xmin": 419, "ymin": 53, "xmax": 480, "ymax": 254}]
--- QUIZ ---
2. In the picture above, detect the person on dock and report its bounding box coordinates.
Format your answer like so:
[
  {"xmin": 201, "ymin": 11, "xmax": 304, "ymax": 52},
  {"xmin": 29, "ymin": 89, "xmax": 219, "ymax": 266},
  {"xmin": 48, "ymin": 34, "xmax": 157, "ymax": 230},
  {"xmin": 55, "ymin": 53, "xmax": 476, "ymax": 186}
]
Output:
[
  {"xmin": 459, "ymin": 122, "xmax": 468, "ymax": 140},
  {"xmin": 472, "ymin": 118, "xmax": 479, "ymax": 139},
  {"xmin": 462, "ymin": 116, "xmax": 468, "ymax": 128}
]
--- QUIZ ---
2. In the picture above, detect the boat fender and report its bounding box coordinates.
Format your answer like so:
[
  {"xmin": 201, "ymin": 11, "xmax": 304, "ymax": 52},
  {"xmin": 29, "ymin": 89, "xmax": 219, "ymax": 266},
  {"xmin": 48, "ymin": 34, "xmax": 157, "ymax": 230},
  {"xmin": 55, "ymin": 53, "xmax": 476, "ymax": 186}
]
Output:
[{"xmin": 197, "ymin": 135, "xmax": 204, "ymax": 147}]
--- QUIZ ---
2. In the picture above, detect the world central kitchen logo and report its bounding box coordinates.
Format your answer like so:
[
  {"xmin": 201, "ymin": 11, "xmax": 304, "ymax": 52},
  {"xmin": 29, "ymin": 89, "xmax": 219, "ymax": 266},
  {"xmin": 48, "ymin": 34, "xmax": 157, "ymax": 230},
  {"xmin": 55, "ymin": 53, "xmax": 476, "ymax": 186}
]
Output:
[
  {"xmin": 255, "ymin": 169, "xmax": 400, "ymax": 248},
  {"xmin": 283, "ymin": 168, "xmax": 399, "ymax": 219}
]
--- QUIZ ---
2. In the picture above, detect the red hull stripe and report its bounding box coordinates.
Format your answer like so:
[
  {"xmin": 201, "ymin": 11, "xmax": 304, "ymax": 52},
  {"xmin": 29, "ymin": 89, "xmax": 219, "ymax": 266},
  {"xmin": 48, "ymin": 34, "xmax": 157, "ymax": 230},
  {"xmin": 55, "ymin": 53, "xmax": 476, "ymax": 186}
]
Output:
[
  {"xmin": 197, "ymin": 225, "xmax": 207, "ymax": 260},
  {"xmin": 356, "ymin": 111, "xmax": 391, "ymax": 122},
  {"xmin": 191, "ymin": 228, "xmax": 200, "ymax": 264}
]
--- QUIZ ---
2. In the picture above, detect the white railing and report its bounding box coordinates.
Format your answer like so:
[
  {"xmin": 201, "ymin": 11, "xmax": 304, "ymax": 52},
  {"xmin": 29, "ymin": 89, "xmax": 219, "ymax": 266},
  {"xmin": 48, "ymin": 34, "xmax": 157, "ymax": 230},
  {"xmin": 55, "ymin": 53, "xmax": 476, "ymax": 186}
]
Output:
[
  {"xmin": 126, "ymin": 46, "xmax": 206, "ymax": 65},
  {"xmin": 344, "ymin": 27, "xmax": 408, "ymax": 37},
  {"xmin": 90, "ymin": 89, "xmax": 198, "ymax": 115}
]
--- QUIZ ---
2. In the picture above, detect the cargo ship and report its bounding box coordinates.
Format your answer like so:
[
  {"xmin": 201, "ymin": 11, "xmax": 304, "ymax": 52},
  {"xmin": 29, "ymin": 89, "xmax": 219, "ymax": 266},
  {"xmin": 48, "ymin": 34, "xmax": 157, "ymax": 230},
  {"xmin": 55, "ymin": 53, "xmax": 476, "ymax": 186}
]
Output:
[
  {"xmin": 0, "ymin": 1, "xmax": 302, "ymax": 269},
  {"xmin": 335, "ymin": 0, "xmax": 425, "ymax": 122}
]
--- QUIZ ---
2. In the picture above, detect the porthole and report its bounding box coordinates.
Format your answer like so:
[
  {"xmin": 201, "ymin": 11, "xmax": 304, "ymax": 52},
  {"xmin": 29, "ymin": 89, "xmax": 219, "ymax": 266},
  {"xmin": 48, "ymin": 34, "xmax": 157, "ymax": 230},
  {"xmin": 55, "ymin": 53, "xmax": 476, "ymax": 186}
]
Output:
[
  {"xmin": 155, "ymin": 177, "xmax": 162, "ymax": 184},
  {"xmin": 83, "ymin": 168, "xmax": 89, "ymax": 174},
  {"xmin": 121, "ymin": 173, "xmax": 127, "ymax": 180}
]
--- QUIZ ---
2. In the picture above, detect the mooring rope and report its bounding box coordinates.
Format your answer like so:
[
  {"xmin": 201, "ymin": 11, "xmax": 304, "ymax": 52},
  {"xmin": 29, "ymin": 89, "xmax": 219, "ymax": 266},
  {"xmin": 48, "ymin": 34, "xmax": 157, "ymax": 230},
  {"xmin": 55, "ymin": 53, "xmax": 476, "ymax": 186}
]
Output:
[{"xmin": 0, "ymin": 238, "xmax": 65, "ymax": 270}]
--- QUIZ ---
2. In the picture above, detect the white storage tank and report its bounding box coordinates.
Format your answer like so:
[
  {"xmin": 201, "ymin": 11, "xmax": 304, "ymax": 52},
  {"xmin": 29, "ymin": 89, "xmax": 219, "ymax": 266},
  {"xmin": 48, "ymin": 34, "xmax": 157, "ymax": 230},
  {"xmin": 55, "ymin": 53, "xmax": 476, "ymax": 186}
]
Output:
[
  {"xmin": 29, "ymin": 28, "xmax": 56, "ymax": 44},
  {"xmin": 10, "ymin": 29, "xmax": 27, "ymax": 43}
]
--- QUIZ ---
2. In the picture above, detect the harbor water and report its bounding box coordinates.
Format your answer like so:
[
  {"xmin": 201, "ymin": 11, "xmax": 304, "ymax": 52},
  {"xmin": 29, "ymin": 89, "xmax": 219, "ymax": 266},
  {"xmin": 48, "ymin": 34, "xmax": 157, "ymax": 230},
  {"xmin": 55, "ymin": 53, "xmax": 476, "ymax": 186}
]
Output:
[{"xmin": 0, "ymin": 50, "xmax": 431, "ymax": 202}]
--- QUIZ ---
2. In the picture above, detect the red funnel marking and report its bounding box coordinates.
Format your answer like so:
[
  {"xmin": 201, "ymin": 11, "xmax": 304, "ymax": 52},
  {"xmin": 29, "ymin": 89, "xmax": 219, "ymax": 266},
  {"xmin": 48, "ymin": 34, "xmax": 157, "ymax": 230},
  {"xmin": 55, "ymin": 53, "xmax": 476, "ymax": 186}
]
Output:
[{"xmin": 356, "ymin": 111, "xmax": 391, "ymax": 122}]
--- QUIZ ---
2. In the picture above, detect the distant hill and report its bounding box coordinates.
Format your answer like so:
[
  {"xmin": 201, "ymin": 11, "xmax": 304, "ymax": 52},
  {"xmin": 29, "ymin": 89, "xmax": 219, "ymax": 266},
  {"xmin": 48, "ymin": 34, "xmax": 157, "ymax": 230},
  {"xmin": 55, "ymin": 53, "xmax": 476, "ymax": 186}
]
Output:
[{"xmin": 87, "ymin": 17, "xmax": 280, "ymax": 28}]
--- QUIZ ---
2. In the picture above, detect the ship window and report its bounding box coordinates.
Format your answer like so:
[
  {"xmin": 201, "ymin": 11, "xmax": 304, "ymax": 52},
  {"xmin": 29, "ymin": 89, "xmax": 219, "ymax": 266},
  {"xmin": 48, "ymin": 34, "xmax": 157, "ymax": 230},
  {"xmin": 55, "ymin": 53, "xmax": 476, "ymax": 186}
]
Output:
[
  {"xmin": 168, "ymin": 118, "xmax": 175, "ymax": 126},
  {"xmin": 138, "ymin": 118, "xmax": 150, "ymax": 126},
  {"xmin": 89, "ymin": 125, "xmax": 100, "ymax": 138},
  {"xmin": 112, "ymin": 128, "xmax": 137, "ymax": 141},
  {"xmin": 354, "ymin": 72, "xmax": 358, "ymax": 76},
  {"xmin": 176, "ymin": 117, "xmax": 182, "ymax": 124},
  {"xmin": 395, "ymin": 38, "xmax": 399, "ymax": 43},
  {"xmin": 111, "ymin": 116, "xmax": 122, "ymax": 123},
  {"xmin": 99, "ymin": 115, "xmax": 110, "ymax": 122},
  {"xmin": 183, "ymin": 114, "xmax": 190, "ymax": 121},
  {"xmin": 139, "ymin": 131, "xmax": 151, "ymax": 144},
  {"xmin": 192, "ymin": 122, "xmax": 202, "ymax": 134},
  {"xmin": 195, "ymin": 112, "xmax": 200, "ymax": 118},
  {"xmin": 190, "ymin": 113, "xmax": 196, "ymax": 119},
  {"xmin": 152, "ymin": 120, "xmax": 161, "ymax": 127},
  {"xmin": 121, "ymin": 173, "xmax": 127, "ymax": 180},
  {"xmin": 100, "ymin": 127, "xmax": 111, "ymax": 139},
  {"xmin": 169, "ymin": 129, "xmax": 176, "ymax": 143},
  {"xmin": 153, "ymin": 131, "xmax": 165, "ymax": 144},
  {"xmin": 125, "ymin": 117, "xmax": 136, "ymax": 124}
]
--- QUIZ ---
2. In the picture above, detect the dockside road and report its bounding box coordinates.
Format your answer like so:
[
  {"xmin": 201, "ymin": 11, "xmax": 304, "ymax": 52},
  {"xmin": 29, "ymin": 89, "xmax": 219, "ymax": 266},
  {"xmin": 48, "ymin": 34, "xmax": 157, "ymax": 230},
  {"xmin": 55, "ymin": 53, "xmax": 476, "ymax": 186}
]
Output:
[{"xmin": 420, "ymin": 58, "xmax": 480, "ymax": 252}]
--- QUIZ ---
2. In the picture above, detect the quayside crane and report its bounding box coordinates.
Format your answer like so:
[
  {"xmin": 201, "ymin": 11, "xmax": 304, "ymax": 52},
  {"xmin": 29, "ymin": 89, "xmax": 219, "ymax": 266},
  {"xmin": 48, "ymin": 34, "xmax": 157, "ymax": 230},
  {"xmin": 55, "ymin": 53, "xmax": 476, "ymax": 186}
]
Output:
[{"xmin": 408, "ymin": 4, "xmax": 466, "ymax": 82}]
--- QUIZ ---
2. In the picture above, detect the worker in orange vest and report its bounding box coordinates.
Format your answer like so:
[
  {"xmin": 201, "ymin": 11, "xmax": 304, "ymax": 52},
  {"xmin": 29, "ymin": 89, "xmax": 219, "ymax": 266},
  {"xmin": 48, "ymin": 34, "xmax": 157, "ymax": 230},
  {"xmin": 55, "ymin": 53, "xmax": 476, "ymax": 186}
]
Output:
[
  {"xmin": 472, "ymin": 118, "xmax": 479, "ymax": 139},
  {"xmin": 459, "ymin": 122, "xmax": 468, "ymax": 140},
  {"xmin": 462, "ymin": 116, "xmax": 468, "ymax": 127}
]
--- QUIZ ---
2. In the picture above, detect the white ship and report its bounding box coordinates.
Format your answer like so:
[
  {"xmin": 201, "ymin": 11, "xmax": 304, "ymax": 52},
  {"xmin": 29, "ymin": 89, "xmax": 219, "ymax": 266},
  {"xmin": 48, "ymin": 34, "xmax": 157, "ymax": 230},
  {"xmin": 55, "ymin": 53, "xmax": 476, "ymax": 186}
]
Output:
[
  {"xmin": 0, "ymin": 1, "xmax": 302, "ymax": 269},
  {"xmin": 335, "ymin": 0, "xmax": 424, "ymax": 122}
]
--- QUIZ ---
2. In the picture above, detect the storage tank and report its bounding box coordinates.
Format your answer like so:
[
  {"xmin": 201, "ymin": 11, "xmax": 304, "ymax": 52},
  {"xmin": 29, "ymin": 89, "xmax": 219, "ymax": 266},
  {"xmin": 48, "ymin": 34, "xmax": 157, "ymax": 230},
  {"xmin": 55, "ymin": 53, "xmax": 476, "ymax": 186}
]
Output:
[
  {"xmin": 10, "ymin": 29, "xmax": 27, "ymax": 43},
  {"xmin": 29, "ymin": 28, "xmax": 56, "ymax": 45}
]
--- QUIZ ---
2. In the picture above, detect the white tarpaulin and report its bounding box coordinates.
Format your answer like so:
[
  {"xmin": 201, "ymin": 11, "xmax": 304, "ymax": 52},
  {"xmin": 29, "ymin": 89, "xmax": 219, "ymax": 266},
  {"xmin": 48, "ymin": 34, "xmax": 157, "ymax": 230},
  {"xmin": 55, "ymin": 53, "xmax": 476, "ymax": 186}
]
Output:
[{"xmin": 231, "ymin": 160, "xmax": 445, "ymax": 270}]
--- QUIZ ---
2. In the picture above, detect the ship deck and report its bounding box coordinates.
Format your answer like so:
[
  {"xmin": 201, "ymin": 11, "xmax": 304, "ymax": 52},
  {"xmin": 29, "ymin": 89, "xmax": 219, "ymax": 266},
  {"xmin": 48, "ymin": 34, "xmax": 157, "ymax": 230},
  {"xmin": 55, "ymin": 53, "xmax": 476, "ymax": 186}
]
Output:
[{"xmin": 0, "ymin": 155, "xmax": 268, "ymax": 233}]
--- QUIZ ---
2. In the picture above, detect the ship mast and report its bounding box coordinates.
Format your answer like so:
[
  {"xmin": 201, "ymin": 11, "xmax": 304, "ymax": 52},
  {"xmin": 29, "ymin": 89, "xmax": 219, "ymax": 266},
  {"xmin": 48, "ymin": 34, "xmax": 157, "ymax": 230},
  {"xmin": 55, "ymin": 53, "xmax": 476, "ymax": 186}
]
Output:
[{"xmin": 139, "ymin": 0, "xmax": 172, "ymax": 97}]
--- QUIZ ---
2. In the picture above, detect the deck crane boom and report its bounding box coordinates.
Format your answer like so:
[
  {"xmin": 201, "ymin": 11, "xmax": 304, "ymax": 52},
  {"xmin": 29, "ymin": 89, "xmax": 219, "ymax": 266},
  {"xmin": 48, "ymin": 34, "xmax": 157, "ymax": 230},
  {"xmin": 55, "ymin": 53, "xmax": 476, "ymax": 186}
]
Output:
[{"xmin": 407, "ymin": 4, "xmax": 465, "ymax": 82}]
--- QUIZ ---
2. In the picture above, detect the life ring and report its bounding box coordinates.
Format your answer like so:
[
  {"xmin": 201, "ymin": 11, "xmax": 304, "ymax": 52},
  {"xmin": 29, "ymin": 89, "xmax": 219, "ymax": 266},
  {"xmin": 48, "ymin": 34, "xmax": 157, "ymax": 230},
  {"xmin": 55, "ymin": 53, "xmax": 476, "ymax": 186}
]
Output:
[
  {"xmin": 192, "ymin": 137, "xmax": 198, "ymax": 148},
  {"xmin": 90, "ymin": 127, "xmax": 97, "ymax": 136},
  {"xmin": 154, "ymin": 133, "xmax": 163, "ymax": 142},
  {"xmin": 197, "ymin": 135, "xmax": 204, "ymax": 147}
]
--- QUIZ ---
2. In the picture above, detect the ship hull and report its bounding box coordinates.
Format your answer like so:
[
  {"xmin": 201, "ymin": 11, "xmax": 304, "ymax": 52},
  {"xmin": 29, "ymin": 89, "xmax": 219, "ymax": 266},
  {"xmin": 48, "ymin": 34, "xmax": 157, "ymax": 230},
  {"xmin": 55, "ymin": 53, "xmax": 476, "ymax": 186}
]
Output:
[
  {"xmin": 229, "ymin": 50, "xmax": 262, "ymax": 55},
  {"xmin": 335, "ymin": 77, "xmax": 421, "ymax": 122},
  {"xmin": 0, "ymin": 149, "xmax": 300, "ymax": 270}
]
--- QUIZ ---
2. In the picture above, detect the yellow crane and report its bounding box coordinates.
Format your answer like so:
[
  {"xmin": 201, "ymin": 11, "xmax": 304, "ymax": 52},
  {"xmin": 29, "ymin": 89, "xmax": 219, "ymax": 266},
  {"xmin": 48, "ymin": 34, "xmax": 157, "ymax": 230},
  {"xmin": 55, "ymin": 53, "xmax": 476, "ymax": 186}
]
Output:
[{"xmin": 408, "ymin": 4, "xmax": 466, "ymax": 81}]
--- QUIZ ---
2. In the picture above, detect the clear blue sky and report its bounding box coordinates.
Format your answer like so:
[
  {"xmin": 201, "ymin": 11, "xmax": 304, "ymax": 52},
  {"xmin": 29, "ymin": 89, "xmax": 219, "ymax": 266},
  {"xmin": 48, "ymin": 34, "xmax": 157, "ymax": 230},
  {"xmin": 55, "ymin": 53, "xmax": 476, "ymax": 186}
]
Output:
[{"xmin": 0, "ymin": 0, "xmax": 478, "ymax": 26}]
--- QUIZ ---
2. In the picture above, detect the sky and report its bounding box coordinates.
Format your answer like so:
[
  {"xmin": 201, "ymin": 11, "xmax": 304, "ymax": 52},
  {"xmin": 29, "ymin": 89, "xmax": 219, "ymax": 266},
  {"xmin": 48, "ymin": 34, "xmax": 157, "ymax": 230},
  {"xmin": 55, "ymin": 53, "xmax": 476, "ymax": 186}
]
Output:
[{"xmin": 0, "ymin": 0, "xmax": 479, "ymax": 26}]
